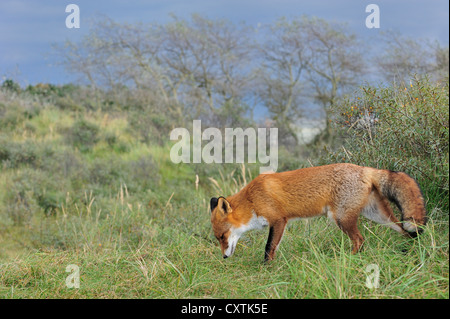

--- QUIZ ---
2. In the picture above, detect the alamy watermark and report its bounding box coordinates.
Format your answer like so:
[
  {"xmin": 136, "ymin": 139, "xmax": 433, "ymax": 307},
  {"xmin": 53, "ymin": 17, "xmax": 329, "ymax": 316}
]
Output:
[
  {"xmin": 365, "ymin": 263, "xmax": 380, "ymax": 289},
  {"xmin": 65, "ymin": 264, "xmax": 80, "ymax": 289},
  {"xmin": 64, "ymin": 4, "xmax": 380, "ymax": 31},
  {"xmin": 65, "ymin": 4, "xmax": 80, "ymax": 29},
  {"xmin": 170, "ymin": 120, "xmax": 278, "ymax": 174},
  {"xmin": 365, "ymin": 4, "xmax": 380, "ymax": 29}
]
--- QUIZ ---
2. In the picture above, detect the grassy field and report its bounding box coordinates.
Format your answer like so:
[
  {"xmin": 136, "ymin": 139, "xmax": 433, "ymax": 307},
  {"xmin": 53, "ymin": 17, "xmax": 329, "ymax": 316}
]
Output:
[
  {"xmin": 0, "ymin": 185, "xmax": 448, "ymax": 299},
  {"xmin": 0, "ymin": 78, "xmax": 448, "ymax": 299}
]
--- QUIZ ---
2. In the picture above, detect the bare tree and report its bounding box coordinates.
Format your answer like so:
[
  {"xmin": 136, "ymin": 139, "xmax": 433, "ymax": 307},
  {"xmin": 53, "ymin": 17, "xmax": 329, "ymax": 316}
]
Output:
[
  {"xmin": 375, "ymin": 31, "xmax": 449, "ymax": 83},
  {"xmin": 55, "ymin": 15, "xmax": 256, "ymax": 127},
  {"xmin": 302, "ymin": 16, "xmax": 366, "ymax": 138},
  {"xmin": 257, "ymin": 16, "xmax": 365, "ymax": 145},
  {"xmin": 256, "ymin": 17, "xmax": 310, "ymax": 145},
  {"xmin": 54, "ymin": 18, "xmax": 178, "ymax": 115},
  {"xmin": 161, "ymin": 14, "xmax": 255, "ymax": 123}
]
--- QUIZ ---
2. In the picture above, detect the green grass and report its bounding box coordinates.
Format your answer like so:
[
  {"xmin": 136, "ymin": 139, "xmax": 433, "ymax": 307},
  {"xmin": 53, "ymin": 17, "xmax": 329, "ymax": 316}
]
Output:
[
  {"xmin": 0, "ymin": 204, "xmax": 447, "ymax": 298},
  {"xmin": 0, "ymin": 175, "xmax": 448, "ymax": 299}
]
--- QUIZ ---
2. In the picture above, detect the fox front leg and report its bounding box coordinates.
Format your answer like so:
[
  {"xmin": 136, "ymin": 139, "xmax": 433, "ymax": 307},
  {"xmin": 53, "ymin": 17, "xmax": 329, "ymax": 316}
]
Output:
[{"xmin": 264, "ymin": 218, "xmax": 288, "ymax": 262}]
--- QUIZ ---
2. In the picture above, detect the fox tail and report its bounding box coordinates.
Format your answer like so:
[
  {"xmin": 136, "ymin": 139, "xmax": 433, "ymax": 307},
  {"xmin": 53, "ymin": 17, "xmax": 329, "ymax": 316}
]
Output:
[{"xmin": 372, "ymin": 169, "xmax": 427, "ymax": 237}]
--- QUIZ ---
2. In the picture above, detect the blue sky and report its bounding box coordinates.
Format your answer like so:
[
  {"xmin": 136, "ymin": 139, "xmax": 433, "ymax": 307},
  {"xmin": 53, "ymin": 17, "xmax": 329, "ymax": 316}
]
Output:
[{"xmin": 1, "ymin": 0, "xmax": 448, "ymax": 86}]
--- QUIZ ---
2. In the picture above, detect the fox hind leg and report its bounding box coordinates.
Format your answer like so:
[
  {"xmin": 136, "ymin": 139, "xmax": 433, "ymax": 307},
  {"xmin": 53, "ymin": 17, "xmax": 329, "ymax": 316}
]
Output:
[
  {"xmin": 337, "ymin": 215, "xmax": 365, "ymax": 254},
  {"xmin": 328, "ymin": 206, "xmax": 364, "ymax": 254}
]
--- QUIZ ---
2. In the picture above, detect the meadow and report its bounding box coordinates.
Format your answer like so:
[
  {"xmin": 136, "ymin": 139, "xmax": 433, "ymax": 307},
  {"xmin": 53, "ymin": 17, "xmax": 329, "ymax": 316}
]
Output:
[{"xmin": 0, "ymin": 77, "xmax": 448, "ymax": 299}]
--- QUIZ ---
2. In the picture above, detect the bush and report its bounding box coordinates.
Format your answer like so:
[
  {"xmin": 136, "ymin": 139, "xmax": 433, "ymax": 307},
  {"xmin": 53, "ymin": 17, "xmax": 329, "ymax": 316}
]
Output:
[
  {"xmin": 25, "ymin": 83, "xmax": 78, "ymax": 98},
  {"xmin": 0, "ymin": 138, "xmax": 41, "ymax": 168},
  {"xmin": 1, "ymin": 79, "xmax": 21, "ymax": 93},
  {"xmin": 125, "ymin": 156, "xmax": 160, "ymax": 192},
  {"xmin": 88, "ymin": 157, "xmax": 125, "ymax": 188},
  {"xmin": 127, "ymin": 111, "xmax": 172, "ymax": 145},
  {"xmin": 65, "ymin": 118, "xmax": 100, "ymax": 152},
  {"xmin": 54, "ymin": 96, "xmax": 84, "ymax": 112},
  {"xmin": 88, "ymin": 155, "xmax": 160, "ymax": 194},
  {"xmin": 0, "ymin": 100, "xmax": 41, "ymax": 129},
  {"xmin": 326, "ymin": 76, "xmax": 449, "ymax": 212},
  {"xmin": 4, "ymin": 169, "xmax": 66, "ymax": 225},
  {"xmin": 38, "ymin": 147, "xmax": 88, "ymax": 192},
  {"xmin": 103, "ymin": 131, "xmax": 130, "ymax": 153}
]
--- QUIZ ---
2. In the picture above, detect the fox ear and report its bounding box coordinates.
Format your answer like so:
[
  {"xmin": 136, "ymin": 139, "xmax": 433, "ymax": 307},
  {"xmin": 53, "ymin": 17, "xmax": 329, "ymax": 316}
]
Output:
[
  {"xmin": 210, "ymin": 197, "xmax": 219, "ymax": 213},
  {"xmin": 218, "ymin": 197, "xmax": 232, "ymax": 215}
]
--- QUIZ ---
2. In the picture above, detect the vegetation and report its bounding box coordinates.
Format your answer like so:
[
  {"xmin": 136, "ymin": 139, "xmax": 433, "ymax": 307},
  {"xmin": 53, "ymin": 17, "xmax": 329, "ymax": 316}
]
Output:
[
  {"xmin": 0, "ymin": 75, "xmax": 447, "ymax": 298},
  {"xmin": 0, "ymin": 14, "xmax": 448, "ymax": 299},
  {"xmin": 327, "ymin": 76, "xmax": 449, "ymax": 211}
]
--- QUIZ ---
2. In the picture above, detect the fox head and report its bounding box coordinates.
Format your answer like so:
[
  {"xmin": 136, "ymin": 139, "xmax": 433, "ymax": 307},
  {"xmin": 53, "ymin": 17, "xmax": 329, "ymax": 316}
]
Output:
[
  {"xmin": 210, "ymin": 196, "xmax": 236, "ymax": 258},
  {"xmin": 210, "ymin": 196, "xmax": 269, "ymax": 259}
]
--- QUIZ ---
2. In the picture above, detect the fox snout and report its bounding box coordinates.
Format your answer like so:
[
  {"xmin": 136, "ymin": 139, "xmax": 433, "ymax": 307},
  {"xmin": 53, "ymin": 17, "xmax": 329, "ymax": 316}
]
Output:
[{"xmin": 221, "ymin": 232, "xmax": 239, "ymax": 259}]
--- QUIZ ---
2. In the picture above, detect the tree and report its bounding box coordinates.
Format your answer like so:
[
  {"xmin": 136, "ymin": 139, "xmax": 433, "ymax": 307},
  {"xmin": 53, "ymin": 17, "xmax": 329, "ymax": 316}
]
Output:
[
  {"xmin": 54, "ymin": 15, "xmax": 256, "ymax": 128},
  {"xmin": 256, "ymin": 17, "xmax": 310, "ymax": 145},
  {"xmin": 302, "ymin": 16, "xmax": 366, "ymax": 139},
  {"xmin": 161, "ymin": 14, "xmax": 255, "ymax": 124},
  {"xmin": 375, "ymin": 31, "xmax": 449, "ymax": 83},
  {"xmin": 257, "ymin": 16, "xmax": 366, "ymax": 145}
]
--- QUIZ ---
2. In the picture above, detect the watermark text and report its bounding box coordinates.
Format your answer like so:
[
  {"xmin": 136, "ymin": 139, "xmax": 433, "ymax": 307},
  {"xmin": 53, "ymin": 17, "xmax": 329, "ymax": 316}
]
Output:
[{"xmin": 170, "ymin": 120, "xmax": 278, "ymax": 174}]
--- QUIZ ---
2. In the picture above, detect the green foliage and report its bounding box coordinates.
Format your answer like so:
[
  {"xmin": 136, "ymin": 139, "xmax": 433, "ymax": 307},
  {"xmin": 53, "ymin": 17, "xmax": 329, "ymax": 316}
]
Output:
[
  {"xmin": 0, "ymin": 100, "xmax": 41, "ymax": 129},
  {"xmin": 87, "ymin": 155, "xmax": 160, "ymax": 194},
  {"xmin": 1, "ymin": 79, "xmax": 21, "ymax": 93},
  {"xmin": 25, "ymin": 83, "xmax": 78, "ymax": 98},
  {"xmin": 0, "ymin": 139, "xmax": 40, "ymax": 168},
  {"xmin": 3, "ymin": 168, "xmax": 66, "ymax": 225},
  {"xmin": 65, "ymin": 118, "xmax": 100, "ymax": 152},
  {"xmin": 127, "ymin": 110, "xmax": 173, "ymax": 145}
]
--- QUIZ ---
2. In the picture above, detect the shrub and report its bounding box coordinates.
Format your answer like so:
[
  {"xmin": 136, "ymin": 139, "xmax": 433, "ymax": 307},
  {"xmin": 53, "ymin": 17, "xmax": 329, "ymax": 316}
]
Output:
[
  {"xmin": 38, "ymin": 147, "xmax": 88, "ymax": 191},
  {"xmin": 88, "ymin": 157, "xmax": 125, "ymax": 189},
  {"xmin": 25, "ymin": 83, "xmax": 54, "ymax": 97},
  {"xmin": 0, "ymin": 100, "xmax": 41, "ymax": 129},
  {"xmin": 65, "ymin": 118, "xmax": 100, "ymax": 152},
  {"xmin": 127, "ymin": 111, "xmax": 172, "ymax": 145},
  {"xmin": 54, "ymin": 96, "xmax": 84, "ymax": 112},
  {"xmin": 125, "ymin": 156, "xmax": 160, "ymax": 192},
  {"xmin": 25, "ymin": 83, "xmax": 78, "ymax": 98},
  {"xmin": 88, "ymin": 155, "xmax": 160, "ymax": 194},
  {"xmin": 1, "ymin": 79, "xmax": 21, "ymax": 93},
  {"xmin": 326, "ymin": 76, "xmax": 449, "ymax": 212},
  {"xmin": 103, "ymin": 131, "xmax": 130, "ymax": 153},
  {"xmin": 0, "ymin": 138, "xmax": 40, "ymax": 168},
  {"xmin": 4, "ymin": 169, "xmax": 66, "ymax": 225}
]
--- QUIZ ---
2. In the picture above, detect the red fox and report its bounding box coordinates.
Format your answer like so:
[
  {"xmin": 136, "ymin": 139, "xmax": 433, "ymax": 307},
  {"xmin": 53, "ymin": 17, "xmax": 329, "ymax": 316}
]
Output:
[{"xmin": 210, "ymin": 163, "xmax": 427, "ymax": 261}]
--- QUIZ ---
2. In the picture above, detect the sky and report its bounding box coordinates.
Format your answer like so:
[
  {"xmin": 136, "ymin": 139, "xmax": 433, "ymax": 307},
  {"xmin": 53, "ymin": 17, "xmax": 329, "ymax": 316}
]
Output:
[{"xmin": 0, "ymin": 0, "xmax": 449, "ymax": 86}]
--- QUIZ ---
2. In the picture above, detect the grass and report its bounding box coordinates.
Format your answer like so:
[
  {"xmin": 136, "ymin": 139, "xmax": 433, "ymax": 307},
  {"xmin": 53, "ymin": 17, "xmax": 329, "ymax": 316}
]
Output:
[
  {"xmin": 0, "ymin": 231, "xmax": 447, "ymax": 299},
  {"xmin": 0, "ymin": 179, "xmax": 448, "ymax": 299},
  {"xmin": 0, "ymin": 78, "xmax": 448, "ymax": 299}
]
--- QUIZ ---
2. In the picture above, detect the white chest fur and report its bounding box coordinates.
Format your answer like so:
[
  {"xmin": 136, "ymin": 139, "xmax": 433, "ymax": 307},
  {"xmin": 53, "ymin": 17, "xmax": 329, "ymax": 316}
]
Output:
[{"xmin": 224, "ymin": 212, "xmax": 269, "ymax": 258}]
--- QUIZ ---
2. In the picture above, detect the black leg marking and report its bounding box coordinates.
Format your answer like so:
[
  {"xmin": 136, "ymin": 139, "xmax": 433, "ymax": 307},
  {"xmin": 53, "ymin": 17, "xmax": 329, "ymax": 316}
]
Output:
[{"xmin": 264, "ymin": 226, "xmax": 275, "ymax": 261}]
